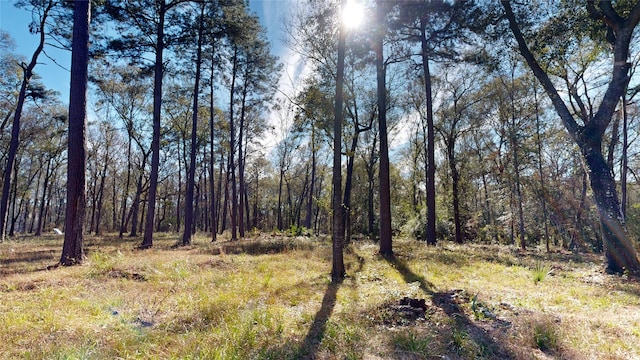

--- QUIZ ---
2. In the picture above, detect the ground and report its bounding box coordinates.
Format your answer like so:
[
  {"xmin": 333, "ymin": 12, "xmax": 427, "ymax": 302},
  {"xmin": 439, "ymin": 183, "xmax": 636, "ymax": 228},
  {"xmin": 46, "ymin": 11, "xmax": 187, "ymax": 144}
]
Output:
[{"xmin": 1, "ymin": 234, "xmax": 640, "ymax": 359}]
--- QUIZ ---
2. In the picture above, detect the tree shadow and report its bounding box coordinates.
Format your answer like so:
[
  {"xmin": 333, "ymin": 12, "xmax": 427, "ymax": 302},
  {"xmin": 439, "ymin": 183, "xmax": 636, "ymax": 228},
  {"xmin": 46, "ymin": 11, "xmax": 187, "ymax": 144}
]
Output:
[
  {"xmin": 298, "ymin": 281, "xmax": 340, "ymax": 358},
  {"xmin": 206, "ymin": 238, "xmax": 319, "ymax": 256},
  {"xmin": 386, "ymin": 254, "xmax": 435, "ymax": 295},
  {"xmin": 0, "ymin": 249, "xmax": 59, "ymax": 276},
  {"xmin": 386, "ymin": 254, "xmax": 516, "ymax": 359}
]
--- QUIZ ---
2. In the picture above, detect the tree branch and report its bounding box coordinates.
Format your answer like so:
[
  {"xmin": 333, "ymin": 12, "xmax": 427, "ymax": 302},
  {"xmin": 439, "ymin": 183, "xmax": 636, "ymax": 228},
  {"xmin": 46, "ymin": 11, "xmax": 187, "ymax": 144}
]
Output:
[{"xmin": 500, "ymin": 1, "xmax": 580, "ymax": 138}]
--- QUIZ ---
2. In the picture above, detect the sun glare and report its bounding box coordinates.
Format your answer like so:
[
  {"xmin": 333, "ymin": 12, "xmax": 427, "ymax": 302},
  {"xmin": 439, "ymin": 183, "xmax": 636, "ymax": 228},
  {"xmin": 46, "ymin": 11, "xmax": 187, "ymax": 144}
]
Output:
[{"xmin": 342, "ymin": 0, "xmax": 364, "ymax": 29}]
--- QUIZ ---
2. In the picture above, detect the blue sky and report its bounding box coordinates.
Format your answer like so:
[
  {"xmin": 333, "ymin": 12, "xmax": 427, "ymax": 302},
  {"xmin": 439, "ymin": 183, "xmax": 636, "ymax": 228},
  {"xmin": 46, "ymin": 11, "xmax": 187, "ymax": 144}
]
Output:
[
  {"xmin": 0, "ymin": 0, "xmax": 72, "ymax": 100},
  {"xmin": 0, "ymin": 0, "xmax": 295, "ymax": 104}
]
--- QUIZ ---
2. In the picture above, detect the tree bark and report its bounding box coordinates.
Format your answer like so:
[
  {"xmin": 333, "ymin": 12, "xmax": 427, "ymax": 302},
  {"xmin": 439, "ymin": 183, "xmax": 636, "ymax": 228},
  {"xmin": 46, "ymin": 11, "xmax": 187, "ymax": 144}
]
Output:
[
  {"xmin": 60, "ymin": 0, "xmax": 90, "ymax": 266},
  {"xmin": 277, "ymin": 161, "xmax": 285, "ymax": 231},
  {"xmin": 94, "ymin": 148, "xmax": 109, "ymax": 235},
  {"xmin": 508, "ymin": 73, "xmax": 526, "ymax": 250}
]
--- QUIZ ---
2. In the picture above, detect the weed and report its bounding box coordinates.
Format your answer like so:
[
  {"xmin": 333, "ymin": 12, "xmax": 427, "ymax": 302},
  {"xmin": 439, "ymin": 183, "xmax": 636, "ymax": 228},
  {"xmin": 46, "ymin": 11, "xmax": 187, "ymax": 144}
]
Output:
[
  {"xmin": 470, "ymin": 293, "xmax": 496, "ymax": 320},
  {"xmin": 533, "ymin": 320, "xmax": 559, "ymax": 352},
  {"xmin": 392, "ymin": 330, "xmax": 431, "ymax": 356},
  {"xmin": 532, "ymin": 260, "xmax": 551, "ymax": 284},
  {"xmin": 85, "ymin": 250, "xmax": 123, "ymax": 277}
]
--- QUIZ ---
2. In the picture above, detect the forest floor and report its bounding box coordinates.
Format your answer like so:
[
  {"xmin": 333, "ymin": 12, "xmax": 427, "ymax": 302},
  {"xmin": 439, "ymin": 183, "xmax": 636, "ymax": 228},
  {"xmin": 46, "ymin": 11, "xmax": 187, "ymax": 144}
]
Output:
[{"xmin": 1, "ymin": 233, "xmax": 640, "ymax": 359}]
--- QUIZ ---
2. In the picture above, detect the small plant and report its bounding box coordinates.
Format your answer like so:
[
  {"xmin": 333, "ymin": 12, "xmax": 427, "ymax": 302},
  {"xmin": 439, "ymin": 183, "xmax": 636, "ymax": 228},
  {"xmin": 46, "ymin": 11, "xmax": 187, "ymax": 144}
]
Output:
[
  {"xmin": 392, "ymin": 330, "xmax": 431, "ymax": 356},
  {"xmin": 532, "ymin": 261, "xmax": 551, "ymax": 284},
  {"xmin": 470, "ymin": 293, "xmax": 495, "ymax": 320},
  {"xmin": 85, "ymin": 250, "xmax": 123, "ymax": 278},
  {"xmin": 533, "ymin": 321, "xmax": 558, "ymax": 352}
]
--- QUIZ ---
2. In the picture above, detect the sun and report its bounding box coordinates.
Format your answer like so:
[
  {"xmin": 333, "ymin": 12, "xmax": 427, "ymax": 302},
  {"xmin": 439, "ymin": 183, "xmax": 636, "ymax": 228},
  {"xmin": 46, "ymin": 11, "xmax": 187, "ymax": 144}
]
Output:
[{"xmin": 342, "ymin": 0, "xmax": 364, "ymax": 29}]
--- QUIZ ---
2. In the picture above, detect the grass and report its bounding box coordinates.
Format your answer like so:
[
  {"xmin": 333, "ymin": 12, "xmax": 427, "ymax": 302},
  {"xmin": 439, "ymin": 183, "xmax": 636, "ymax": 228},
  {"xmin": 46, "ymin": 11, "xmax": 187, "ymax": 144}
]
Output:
[
  {"xmin": 1, "ymin": 234, "xmax": 640, "ymax": 359},
  {"xmin": 532, "ymin": 260, "xmax": 551, "ymax": 284}
]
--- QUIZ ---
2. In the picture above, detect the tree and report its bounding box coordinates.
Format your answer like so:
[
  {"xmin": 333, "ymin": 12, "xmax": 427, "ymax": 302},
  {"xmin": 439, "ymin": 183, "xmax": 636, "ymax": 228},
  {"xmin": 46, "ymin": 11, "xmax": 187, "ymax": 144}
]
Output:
[
  {"xmin": 93, "ymin": 65, "xmax": 152, "ymax": 238},
  {"xmin": 501, "ymin": 1, "xmax": 640, "ymax": 274},
  {"xmin": 60, "ymin": 0, "xmax": 90, "ymax": 266},
  {"xmin": 104, "ymin": 0, "xmax": 191, "ymax": 248},
  {"xmin": 376, "ymin": 0, "xmax": 393, "ymax": 257},
  {"xmin": 435, "ymin": 65, "xmax": 485, "ymax": 244},
  {"xmin": 395, "ymin": 0, "xmax": 479, "ymax": 246},
  {"xmin": 331, "ymin": 0, "xmax": 347, "ymax": 282},
  {"xmin": 182, "ymin": 2, "xmax": 205, "ymax": 246},
  {"xmin": 236, "ymin": 32, "xmax": 280, "ymax": 239},
  {"xmin": 0, "ymin": 0, "xmax": 56, "ymax": 241}
]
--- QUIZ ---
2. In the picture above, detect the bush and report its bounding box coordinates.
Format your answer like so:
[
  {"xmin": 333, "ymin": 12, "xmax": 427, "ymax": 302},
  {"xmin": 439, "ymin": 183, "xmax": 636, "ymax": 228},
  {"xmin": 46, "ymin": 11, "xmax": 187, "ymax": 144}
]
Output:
[{"xmin": 400, "ymin": 213, "xmax": 425, "ymax": 240}]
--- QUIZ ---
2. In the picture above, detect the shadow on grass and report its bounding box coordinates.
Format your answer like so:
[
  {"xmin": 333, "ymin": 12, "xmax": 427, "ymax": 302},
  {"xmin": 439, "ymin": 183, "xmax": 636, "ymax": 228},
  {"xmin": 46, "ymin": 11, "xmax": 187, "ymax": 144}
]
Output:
[
  {"xmin": 453, "ymin": 243, "xmax": 597, "ymax": 269},
  {"xmin": 298, "ymin": 282, "xmax": 340, "ymax": 358},
  {"xmin": 386, "ymin": 254, "xmax": 435, "ymax": 295},
  {"xmin": 208, "ymin": 238, "xmax": 320, "ymax": 256},
  {"xmin": 0, "ymin": 249, "xmax": 59, "ymax": 276},
  {"xmin": 386, "ymin": 254, "xmax": 516, "ymax": 359}
]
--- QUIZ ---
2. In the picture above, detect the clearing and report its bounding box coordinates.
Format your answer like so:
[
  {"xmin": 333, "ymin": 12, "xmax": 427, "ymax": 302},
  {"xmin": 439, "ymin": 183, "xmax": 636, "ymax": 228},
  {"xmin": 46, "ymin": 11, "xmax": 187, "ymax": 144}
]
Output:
[{"xmin": 1, "ymin": 234, "xmax": 640, "ymax": 359}]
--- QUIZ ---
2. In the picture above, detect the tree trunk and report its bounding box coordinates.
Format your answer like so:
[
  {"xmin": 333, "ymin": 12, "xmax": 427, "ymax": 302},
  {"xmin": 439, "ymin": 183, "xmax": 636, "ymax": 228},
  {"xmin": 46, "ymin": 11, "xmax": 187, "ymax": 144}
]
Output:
[
  {"xmin": 304, "ymin": 128, "xmax": 316, "ymax": 230},
  {"xmin": 533, "ymin": 84, "xmax": 550, "ymax": 251},
  {"xmin": 60, "ymin": 0, "xmax": 90, "ymax": 266},
  {"xmin": 94, "ymin": 150, "xmax": 109, "ymax": 235},
  {"xmin": 209, "ymin": 58, "xmax": 217, "ymax": 242},
  {"xmin": 621, "ymin": 93, "xmax": 628, "ymax": 219},
  {"xmin": 177, "ymin": 138, "xmax": 182, "ymax": 232},
  {"xmin": 331, "ymin": 0, "xmax": 347, "ymax": 282},
  {"xmin": 221, "ymin": 157, "xmax": 230, "ymax": 233},
  {"xmin": 119, "ymin": 136, "xmax": 132, "ymax": 238},
  {"xmin": 112, "ymin": 172, "xmax": 118, "ymax": 232},
  {"xmin": 421, "ymin": 20, "xmax": 437, "ymax": 246},
  {"xmin": 343, "ymin": 133, "xmax": 358, "ymax": 243},
  {"xmin": 129, "ymin": 172, "xmax": 144, "ymax": 237},
  {"xmin": 141, "ymin": 0, "xmax": 167, "ymax": 249},
  {"xmin": 277, "ymin": 165, "xmax": 285, "ymax": 231},
  {"xmin": 366, "ymin": 131, "xmax": 378, "ymax": 237},
  {"xmin": 229, "ymin": 47, "xmax": 239, "ymax": 241},
  {"xmin": 512, "ymin": 132, "xmax": 526, "ymax": 250},
  {"xmin": 182, "ymin": 3, "xmax": 205, "ymax": 246},
  {"xmin": 35, "ymin": 159, "xmax": 53, "ymax": 236},
  {"xmin": 447, "ymin": 139, "xmax": 463, "ymax": 244},
  {"xmin": 238, "ymin": 84, "xmax": 248, "ymax": 239},
  {"xmin": 29, "ymin": 163, "xmax": 43, "ymax": 233},
  {"xmin": 376, "ymin": 0, "xmax": 393, "ymax": 257}
]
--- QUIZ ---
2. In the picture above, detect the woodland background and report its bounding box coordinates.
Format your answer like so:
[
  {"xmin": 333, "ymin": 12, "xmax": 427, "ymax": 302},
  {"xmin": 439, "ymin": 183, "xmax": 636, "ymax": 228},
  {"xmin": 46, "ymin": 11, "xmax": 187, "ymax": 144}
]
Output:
[{"xmin": 1, "ymin": 0, "xmax": 640, "ymax": 266}]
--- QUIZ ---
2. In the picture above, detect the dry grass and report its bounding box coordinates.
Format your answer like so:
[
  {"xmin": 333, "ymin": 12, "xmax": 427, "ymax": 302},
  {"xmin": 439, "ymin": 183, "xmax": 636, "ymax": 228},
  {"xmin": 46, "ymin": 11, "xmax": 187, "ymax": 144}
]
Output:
[{"xmin": 1, "ymin": 234, "xmax": 640, "ymax": 359}]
